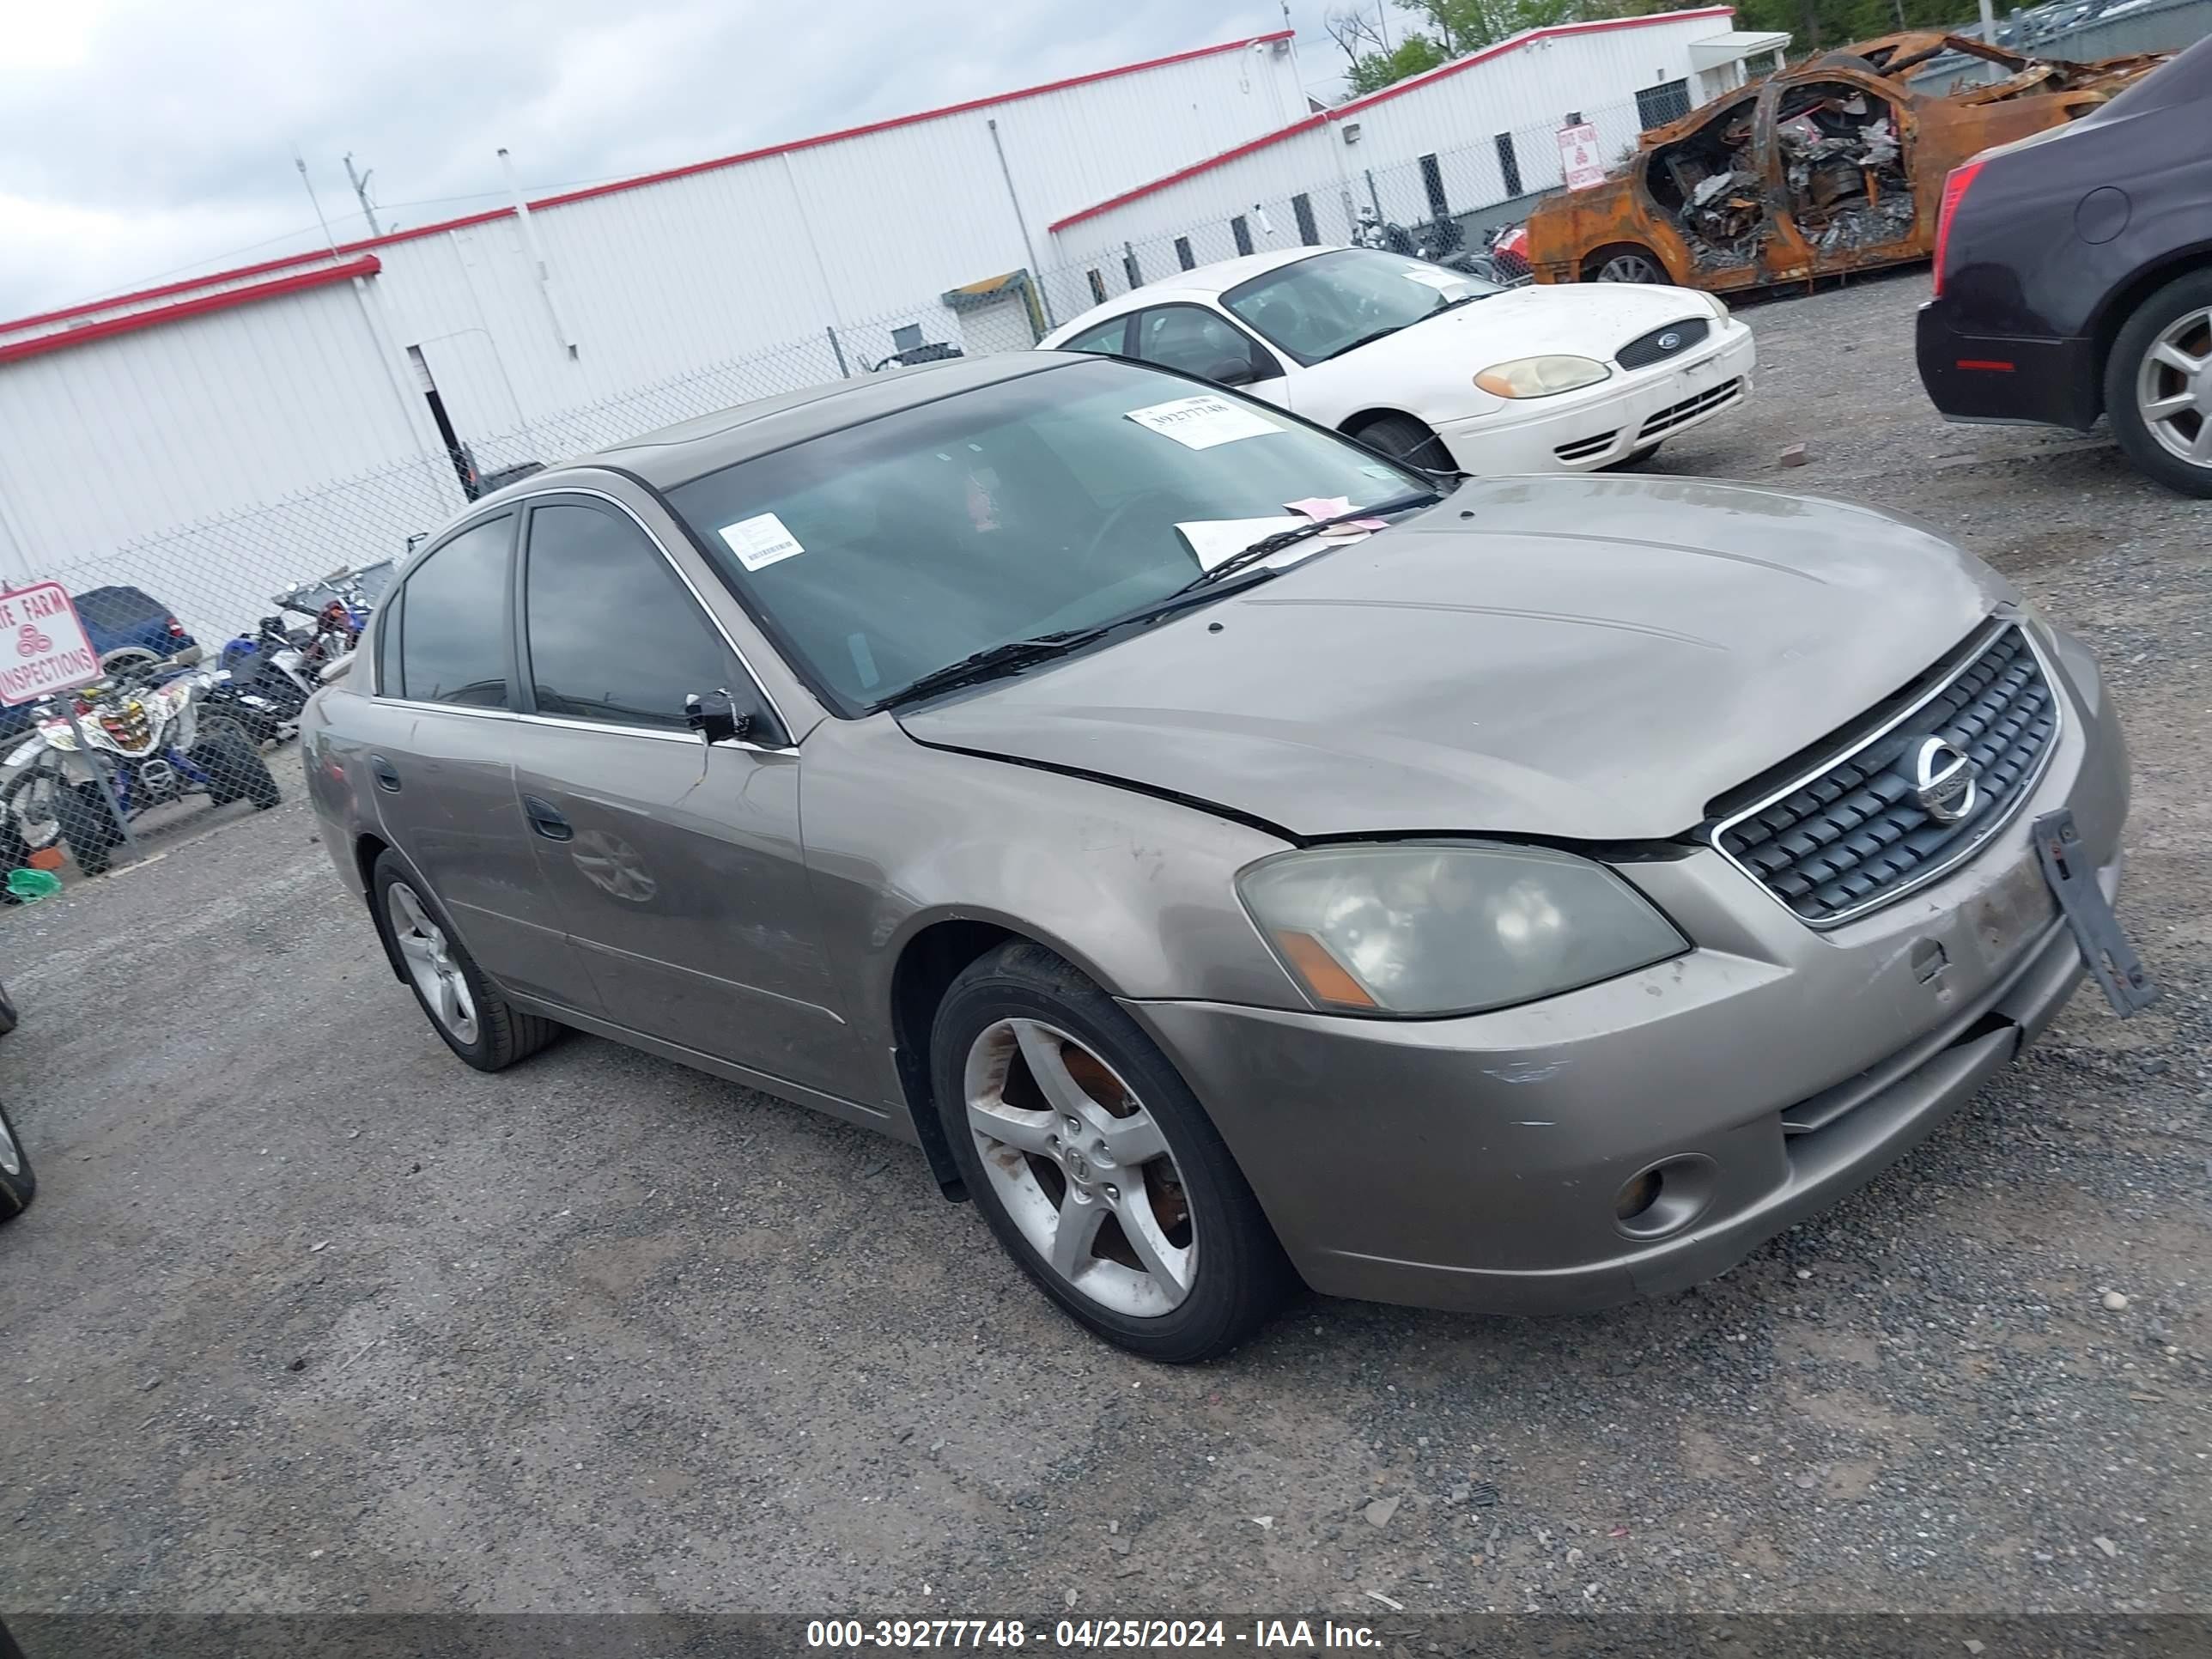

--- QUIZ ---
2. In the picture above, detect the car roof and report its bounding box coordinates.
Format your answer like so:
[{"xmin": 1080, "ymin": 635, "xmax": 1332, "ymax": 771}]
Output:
[
  {"xmin": 541, "ymin": 353, "xmax": 1084, "ymax": 493},
  {"xmin": 1042, "ymin": 246, "xmax": 1339, "ymax": 339}
]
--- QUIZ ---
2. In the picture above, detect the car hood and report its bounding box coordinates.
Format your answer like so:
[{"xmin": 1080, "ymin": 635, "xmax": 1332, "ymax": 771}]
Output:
[
  {"xmin": 1353, "ymin": 281, "xmax": 1711, "ymax": 373},
  {"xmin": 896, "ymin": 476, "xmax": 2011, "ymax": 841}
]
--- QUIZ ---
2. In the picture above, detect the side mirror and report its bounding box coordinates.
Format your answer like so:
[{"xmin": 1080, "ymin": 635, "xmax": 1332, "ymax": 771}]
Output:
[
  {"xmin": 1205, "ymin": 357, "xmax": 1258, "ymax": 387},
  {"xmin": 684, "ymin": 690, "xmax": 755, "ymax": 746}
]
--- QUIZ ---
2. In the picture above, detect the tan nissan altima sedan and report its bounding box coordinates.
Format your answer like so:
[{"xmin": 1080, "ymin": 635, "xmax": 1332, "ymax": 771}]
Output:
[{"xmin": 301, "ymin": 352, "xmax": 2145, "ymax": 1363}]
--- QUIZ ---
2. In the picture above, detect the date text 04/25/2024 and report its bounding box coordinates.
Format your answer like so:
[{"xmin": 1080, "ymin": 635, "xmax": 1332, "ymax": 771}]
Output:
[{"xmin": 805, "ymin": 1619, "xmax": 1380, "ymax": 1649}]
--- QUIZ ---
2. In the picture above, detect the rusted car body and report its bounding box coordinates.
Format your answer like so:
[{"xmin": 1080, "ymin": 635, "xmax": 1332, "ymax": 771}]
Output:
[{"xmin": 1528, "ymin": 34, "xmax": 2170, "ymax": 291}]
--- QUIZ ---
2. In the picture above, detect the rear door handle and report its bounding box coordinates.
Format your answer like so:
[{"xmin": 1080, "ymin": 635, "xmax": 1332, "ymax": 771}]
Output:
[
  {"xmin": 521, "ymin": 794, "xmax": 574, "ymax": 842},
  {"xmin": 369, "ymin": 756, "xmax": 401, "ymax": 793}
]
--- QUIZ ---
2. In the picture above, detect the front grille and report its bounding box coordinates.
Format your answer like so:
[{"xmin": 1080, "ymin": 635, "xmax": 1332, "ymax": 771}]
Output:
[
  {"xmin": 1616, "ymin": 315, "xmax": 1710, "ymax": 370},
  {"xmin": 1712, "ymin": 623, "xmax": 2060, "ymax": 927},
  {"xmin": 1638, "ymin": 378, "xmax": 1744, "ymax": 440},
  {"xmin": 1554, "ymin": 430, "xmax": 1619, "ymax": 463}
]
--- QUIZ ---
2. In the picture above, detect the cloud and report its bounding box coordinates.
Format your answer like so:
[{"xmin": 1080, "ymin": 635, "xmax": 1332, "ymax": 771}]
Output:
[{"xmin": 0, "ymin": 0, "xmax": 1342, "ymax": 318}]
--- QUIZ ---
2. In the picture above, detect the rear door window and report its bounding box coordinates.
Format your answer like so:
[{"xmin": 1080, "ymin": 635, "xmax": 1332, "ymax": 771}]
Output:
[
  {"xmin": 1059, "ymin": 316, "xmax": 1134, "ymax": 357},
  {"xmin": 392, "ymin": 514, "xmax": 514, "ymax": 708}
]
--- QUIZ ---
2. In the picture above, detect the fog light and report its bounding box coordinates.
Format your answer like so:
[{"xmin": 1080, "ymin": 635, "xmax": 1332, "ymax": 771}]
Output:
[
  {"xmin": 1614, "ymin": 1169, "xmax": 1662, "ymax": 1222},
  {"xmin": 1613, "ymin": 1153, "xmax": 1719, "ymax": 1241}
]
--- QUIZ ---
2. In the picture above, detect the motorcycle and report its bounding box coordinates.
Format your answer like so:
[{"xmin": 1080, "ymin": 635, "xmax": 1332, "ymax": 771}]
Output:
[
  {"xmin": 1353, "ymin": 206, "xmax": 1510, "ymax": 282},
  {"xmin": 217, "ymin": 562, "xmax": 392, "ymax": 738},
  {"xmin": 1, "ymin": 649, "xmax": 279, "ymax": 877}
]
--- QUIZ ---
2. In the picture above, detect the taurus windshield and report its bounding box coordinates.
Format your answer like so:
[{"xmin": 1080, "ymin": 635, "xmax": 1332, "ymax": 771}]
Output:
[{"xmin": 665, "ymin": 359, "xmax": 1429, "ymax": 713}]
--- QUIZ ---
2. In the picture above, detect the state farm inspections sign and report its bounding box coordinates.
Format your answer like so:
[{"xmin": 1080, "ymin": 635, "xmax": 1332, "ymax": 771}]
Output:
[{"xmin": 0, "ymin": 581, "xmax": 101, "ymax": 707}]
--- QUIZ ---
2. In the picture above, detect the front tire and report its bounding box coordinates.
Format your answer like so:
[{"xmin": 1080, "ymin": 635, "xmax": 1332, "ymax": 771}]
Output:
[
  {"xmin": 194, "ymin": 725, "xmax": 281, "ymax": 809},
  {"xmin": 0, "ymin": 1100, "xmax": 35, "ymax": 1223},
  {"xmin": 2105, "ymin": 269, "xmax": 2212, "ymax": 499},
  {"xmin": 54, "ymin": 781, "xmax": 121, "ymax": 877},
  {"xmin": 930, "ymin": 942, "xmax": 1291, "ymax": 1363},
  {"xmin": 1352, "ymin": 412, "xmax": 1454, "ymax": 474},
  {"xmin": 369, "ymin": 851, "xmax": 559, "ymax": 1072}
]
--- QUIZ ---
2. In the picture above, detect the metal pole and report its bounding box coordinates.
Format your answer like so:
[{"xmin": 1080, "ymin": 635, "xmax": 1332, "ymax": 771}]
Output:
[
  {"xmin": 59, "ymin": 704, "xmax": 137, "ymax": 863},
  {"xmin": 498, "ymin": 147, "xmax": 577, "ymax": 356},
  {"xmin": 988, "ymin": 118, "xmax": 1055, "ymax": 329},
  {"xmin": 825, "ymin": 325, "xmax": 850, "ymax": 379},
  {"xmin": 1978, "ymin": 0, "xmax": 2002, "ymax": 78},
  {"xmin": 344, "ymin": 154, "xmax": 383, "ymax": 236}
]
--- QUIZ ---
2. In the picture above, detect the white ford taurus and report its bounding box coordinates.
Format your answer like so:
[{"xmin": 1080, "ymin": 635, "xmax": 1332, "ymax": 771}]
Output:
[{"xmin": 1038, "ymin": 245, "xmax": 1755, "ymax": 475}]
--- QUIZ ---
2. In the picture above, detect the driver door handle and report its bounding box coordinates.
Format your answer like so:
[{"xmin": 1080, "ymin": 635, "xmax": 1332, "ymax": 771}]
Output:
[
  {"xmin": 369, "ymin": 756, "xmax": 401, "ymax": 793},
  {"xmin": 521, "ymin": 794, "xmax": 573, "ymax": 842}
]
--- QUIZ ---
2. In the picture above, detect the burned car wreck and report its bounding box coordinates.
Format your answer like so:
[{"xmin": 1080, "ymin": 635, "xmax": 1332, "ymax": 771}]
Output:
[{"xmin": 1528, "ymin": 33, "xmax": 2169, "ymax": 292}]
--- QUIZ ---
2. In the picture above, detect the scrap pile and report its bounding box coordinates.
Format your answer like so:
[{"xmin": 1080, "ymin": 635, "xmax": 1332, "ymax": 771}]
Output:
[
  {"xmin": 1776, "ymin": 90, "xmax": 1914, "ymax": 255},
  {"xmin": 1662, "ymin": 112, "xmax": 1763, "ymax": 271}
]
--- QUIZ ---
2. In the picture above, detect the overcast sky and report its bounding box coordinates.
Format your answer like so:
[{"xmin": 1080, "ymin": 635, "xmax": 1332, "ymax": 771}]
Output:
[{"xmin": 0, "ymin": 0, "xmax": 1353, "ymax": 319}]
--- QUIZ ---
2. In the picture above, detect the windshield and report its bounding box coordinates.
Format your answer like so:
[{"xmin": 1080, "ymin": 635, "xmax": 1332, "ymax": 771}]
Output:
[
  {"xmin": 1222, "ymin": 248, "xmax": 1500, "ymax": 367},
  {"xmin": 665, "ymin": 357, "xmax": 1431, "ymax": 714}
]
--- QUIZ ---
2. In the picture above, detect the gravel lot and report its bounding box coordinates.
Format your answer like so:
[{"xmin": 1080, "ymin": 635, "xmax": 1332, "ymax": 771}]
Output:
[{"xmin": 4, "ymin": 269, "xmax": 2209, "ymax": 1624}]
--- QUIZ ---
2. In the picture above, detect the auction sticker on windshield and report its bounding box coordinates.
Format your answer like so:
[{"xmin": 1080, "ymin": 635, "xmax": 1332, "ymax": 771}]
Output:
[
  {"xmin": 1125, "ymin": 394, "xmax": 1282, "ymax": 449},
  {"xmin": 0, "ymin": 580, "xmax": 100, "ymax": 708},
  {"xmin": 718, "ymin": 512, "xmax": 806, "ymax": 572},
  {"xmin": 1402, "ymin": 268, "xmax": 1462, "ymax": 291}
]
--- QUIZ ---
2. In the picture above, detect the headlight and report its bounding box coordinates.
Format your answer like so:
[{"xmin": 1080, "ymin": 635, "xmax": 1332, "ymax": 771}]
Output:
[
  {"xmin": 1237, "ymin": 840, "xmax": 1686, "ymax": 1017},
  {"xmin": 1474, "ymin": 356, "xmax": 1611, "ymax": 398}
]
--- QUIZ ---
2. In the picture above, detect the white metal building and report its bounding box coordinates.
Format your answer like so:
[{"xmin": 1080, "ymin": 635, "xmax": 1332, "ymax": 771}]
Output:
[
  {"xmin": 0, "ymin": 11, "xmax": 1788, "ymax": 639},
  {"xmin": 0, "ymin": 29, "xmax": 1304, "ymax": 627},
  {"xmin": 1042, "ymin": 8, "xmax": 1788, "ymax": 314}
]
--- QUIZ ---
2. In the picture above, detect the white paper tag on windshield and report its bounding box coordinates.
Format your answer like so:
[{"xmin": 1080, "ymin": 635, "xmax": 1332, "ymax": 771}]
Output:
[
  {"xmin": 1124, "ymin": 394, "xmax": 1282, "ymax": 450},
  {"xmin": 1175, "ymin": 517, "xmax": 1371, "ymax": 570},
  {"xmin": 1401, "ymin": 267, "xmax": 1462, "ymax": 291},
  {"xmin": 717, "ymin": 512, "xmax": 804, "ymax": 572},
  {"xmin": 1175, "ymin": 517, "xmax": 1305, "ymax": 570}
]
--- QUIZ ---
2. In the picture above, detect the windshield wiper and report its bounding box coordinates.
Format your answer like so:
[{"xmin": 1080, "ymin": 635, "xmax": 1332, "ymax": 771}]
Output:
[
  {"xmin": 1323, "ymin": 325, "xmax": 1406, "ymax": 361},
  {"xmin": 884, "ymin": 628, "xmax": 1105, "ymax": 707},
  {"xmin": 1182, "ymin": 489, "xmax": 1445, "ymax": 590}
]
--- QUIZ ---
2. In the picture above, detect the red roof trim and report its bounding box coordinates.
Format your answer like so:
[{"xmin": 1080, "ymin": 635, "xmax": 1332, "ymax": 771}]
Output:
[
  {"xmin": 1049, "ymin": 7, "xmax": 1735, "ymax": 231},
  {"xmin": 0, "ymin": 256, "xmax": 382, "ymax": 366},
  {"xmin": 0, "ymin": 30, "xmax": 1294, "ymax": 337}
]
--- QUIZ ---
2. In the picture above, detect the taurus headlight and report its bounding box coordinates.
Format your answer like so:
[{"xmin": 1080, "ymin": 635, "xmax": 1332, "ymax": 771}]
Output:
[
  {"xmin": 1237, "ymin": 840, "xmax": 1686, "ymax": 1016},
  {"xmin": 1474, "ymin": 355, "xmax": 1610, "ymax": 398}
]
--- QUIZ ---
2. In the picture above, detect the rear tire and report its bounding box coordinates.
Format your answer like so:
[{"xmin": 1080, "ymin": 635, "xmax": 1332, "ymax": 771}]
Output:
[
  {"xmin": 0, "ymin": 1100, "xmax": 35, "ymax": 1223},
  {"xmin": 195, "ymin": 726, "xmax": 281, "ymax": 810},
  {"xmin": 54, "ymin": 781, "xmax": 120, "ymax": 877},
  {"xmin": 929, "ymin": 941, "xmax": 1292, "ymax": 1363},
  {"xmin": 1352, "ymin": 412, "xmax": 1454, "ymax": 474},
  {"xmin": 1583, "ymin": 244, "xmax": 1668, "ymax": 284},
  {"xmin": 369, "ymin": 850, "xmax": 560, "ymax": 1072},
  {"xmin": 2104, "ymin": 268, "xmax": 2212, "ymax": 499}
]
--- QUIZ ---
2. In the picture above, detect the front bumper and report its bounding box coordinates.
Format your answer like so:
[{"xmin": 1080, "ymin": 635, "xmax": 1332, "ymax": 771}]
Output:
[
  {"xmin": 1434, "ymin": 320, "xmax": 1756, "ymax": 474},
  {"xmin": 1915, "ymin": 298, "xmax": 2100, "ymax": 431},
  {"xmin": 1127, "ymin": 629, "xmax": 2130, "ymax": 1316}
]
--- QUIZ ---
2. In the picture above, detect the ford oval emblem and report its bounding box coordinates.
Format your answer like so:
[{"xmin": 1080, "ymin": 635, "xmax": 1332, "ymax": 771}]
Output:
[{"xmin": 1657, "ymin": 331, "xmax": 1682, "ymax": 351}]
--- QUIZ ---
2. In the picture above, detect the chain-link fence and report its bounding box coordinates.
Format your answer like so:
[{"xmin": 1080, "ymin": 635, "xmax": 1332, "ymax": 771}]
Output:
[{"xmin": 0, "ymin": 296, "xmax": 1011, "ymax": 679}]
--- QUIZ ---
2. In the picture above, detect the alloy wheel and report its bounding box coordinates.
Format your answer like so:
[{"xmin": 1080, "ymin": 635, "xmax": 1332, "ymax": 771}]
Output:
[
  {"xmin": 2136, "ymin": 307, "xmax": 2212, "ymax": 471},
  {"xmin": 388, "ymin": 881, "xmax": 479, "ymax": 1044},
  {"xmin": 1596, "ymin": 252, "xmax": 1662, "ymax": 283},
  {"xmin": 963, "ymin": 1017, "xmax": 1194, "ymax": 1316}
]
